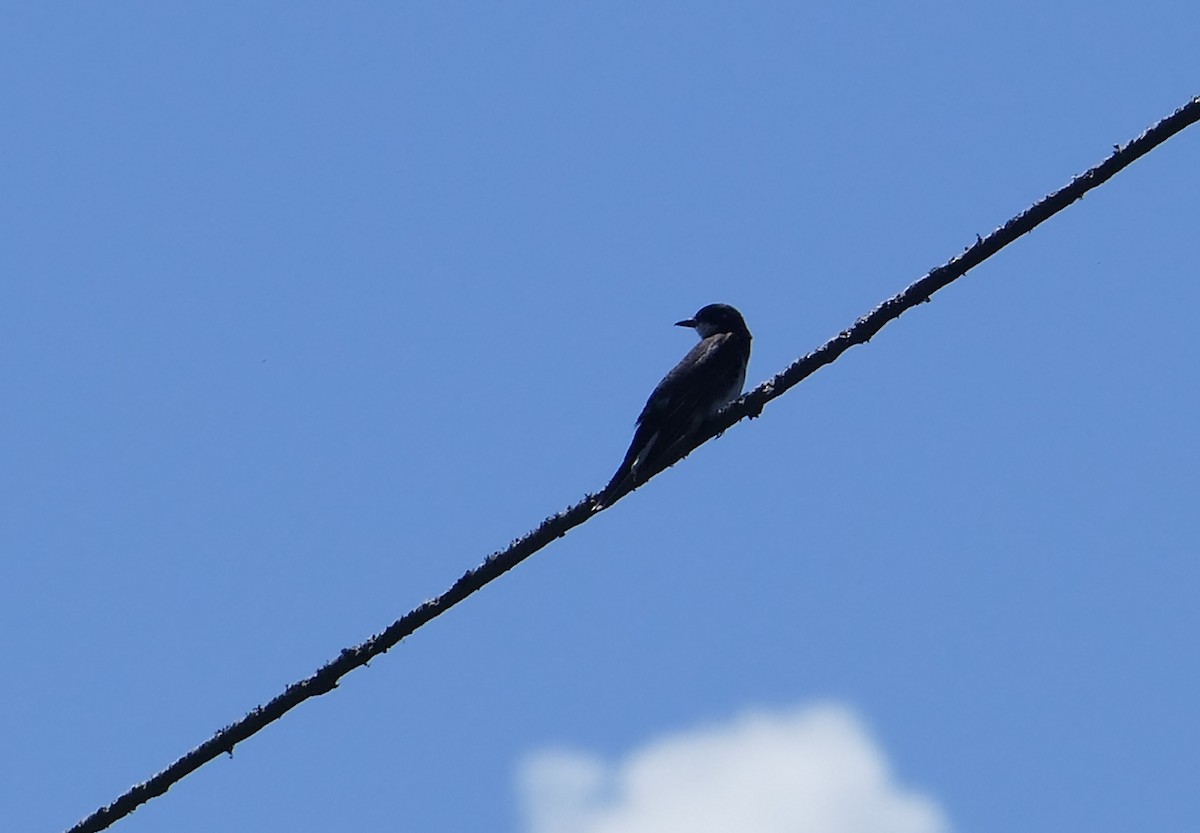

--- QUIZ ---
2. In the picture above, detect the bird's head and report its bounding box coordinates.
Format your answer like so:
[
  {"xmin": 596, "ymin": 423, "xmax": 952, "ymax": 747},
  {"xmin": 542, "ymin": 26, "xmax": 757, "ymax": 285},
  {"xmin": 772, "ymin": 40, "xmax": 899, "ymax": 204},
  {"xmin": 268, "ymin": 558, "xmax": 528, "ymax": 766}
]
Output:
[{"xmin": 675, "ymin": 303, "xmax": 750, "ymax": 339}]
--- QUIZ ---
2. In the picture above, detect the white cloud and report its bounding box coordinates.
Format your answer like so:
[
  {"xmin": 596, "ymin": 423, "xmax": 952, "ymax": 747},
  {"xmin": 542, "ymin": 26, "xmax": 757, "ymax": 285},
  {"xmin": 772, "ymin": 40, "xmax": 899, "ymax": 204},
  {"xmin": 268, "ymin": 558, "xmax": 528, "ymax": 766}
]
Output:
[{"xmin": 517, "ymin": 703, "xmax": 948, "ymax": 833}]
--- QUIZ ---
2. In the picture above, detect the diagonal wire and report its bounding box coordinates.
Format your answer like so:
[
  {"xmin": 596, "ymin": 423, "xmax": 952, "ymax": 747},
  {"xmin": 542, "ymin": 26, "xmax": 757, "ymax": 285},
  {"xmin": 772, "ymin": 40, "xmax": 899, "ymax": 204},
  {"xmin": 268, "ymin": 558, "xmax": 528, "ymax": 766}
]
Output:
[{"xmin": 65, "ymin": 94, "xmax": 1200, "ymax": 833}]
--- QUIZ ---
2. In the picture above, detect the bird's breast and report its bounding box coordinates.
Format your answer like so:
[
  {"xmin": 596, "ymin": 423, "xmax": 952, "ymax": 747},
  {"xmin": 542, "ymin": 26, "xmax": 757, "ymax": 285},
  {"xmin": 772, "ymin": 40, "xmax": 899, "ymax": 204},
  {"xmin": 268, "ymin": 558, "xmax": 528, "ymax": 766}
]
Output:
[{"xmin": 713, "ymin": 363, "xmax": 747, "ymax": 414}]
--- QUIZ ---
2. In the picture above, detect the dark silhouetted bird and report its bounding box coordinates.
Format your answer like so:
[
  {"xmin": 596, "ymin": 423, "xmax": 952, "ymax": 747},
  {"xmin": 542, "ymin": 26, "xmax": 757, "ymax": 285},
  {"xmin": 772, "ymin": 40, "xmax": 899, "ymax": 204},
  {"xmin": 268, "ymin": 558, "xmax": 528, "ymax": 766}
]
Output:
[{"xmin": 596, "ymin": 303, "xmax": 752, "ymax": 507}]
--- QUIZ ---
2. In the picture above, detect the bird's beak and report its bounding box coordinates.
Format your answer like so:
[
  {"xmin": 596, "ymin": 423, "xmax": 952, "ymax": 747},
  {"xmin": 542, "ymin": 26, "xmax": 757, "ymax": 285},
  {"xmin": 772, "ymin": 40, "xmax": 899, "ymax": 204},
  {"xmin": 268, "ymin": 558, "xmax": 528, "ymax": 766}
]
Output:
[{"xmin": 675, "ymin": 318, "xmax": 697, "ymax": 328}]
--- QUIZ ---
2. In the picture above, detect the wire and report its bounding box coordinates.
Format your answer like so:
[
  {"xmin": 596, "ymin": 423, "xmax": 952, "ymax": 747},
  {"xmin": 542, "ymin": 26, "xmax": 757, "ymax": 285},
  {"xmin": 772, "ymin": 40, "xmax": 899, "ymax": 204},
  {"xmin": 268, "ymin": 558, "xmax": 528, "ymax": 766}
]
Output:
[{"xmin": 64, "ymin": 94, "xmax": 1200, "ymax": 833}]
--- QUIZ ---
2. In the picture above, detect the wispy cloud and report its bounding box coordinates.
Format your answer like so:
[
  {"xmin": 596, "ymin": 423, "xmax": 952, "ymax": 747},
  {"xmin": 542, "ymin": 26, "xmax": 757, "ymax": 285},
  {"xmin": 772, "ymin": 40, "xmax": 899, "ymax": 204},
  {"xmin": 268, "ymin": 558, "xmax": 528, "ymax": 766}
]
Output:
[{"xmin": 518, "ymin": 703, "xmax": 947, "ymax": 833}]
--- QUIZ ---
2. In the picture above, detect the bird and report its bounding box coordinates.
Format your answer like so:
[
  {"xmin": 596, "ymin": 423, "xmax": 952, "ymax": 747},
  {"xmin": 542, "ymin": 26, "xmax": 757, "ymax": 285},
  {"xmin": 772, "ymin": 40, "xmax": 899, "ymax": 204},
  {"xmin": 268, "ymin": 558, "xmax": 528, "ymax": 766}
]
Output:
[{"xmin": 595, "ymin": 303, "xmax": 752, "ymax": 508}]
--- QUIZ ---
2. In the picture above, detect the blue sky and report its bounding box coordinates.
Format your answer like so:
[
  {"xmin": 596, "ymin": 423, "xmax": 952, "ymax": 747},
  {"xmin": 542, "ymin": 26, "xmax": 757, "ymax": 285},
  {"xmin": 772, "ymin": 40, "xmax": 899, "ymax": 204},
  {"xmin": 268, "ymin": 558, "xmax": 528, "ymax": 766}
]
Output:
[{"xmin": 4, "ymin": 4, "xmax": 1198, "ymax": 832}]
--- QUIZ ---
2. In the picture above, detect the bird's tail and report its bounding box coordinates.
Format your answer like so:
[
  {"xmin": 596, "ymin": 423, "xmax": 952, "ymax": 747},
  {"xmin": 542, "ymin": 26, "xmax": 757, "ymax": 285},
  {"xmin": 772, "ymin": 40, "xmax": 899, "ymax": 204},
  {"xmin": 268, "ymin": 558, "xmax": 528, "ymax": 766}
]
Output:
[
  {"xmin": 593, "ymin": 430, "xmax": 697, "ymax": 510},
  {"xmin": 593, "ymin": 460, "xmax": 636, "ymax": 510}
]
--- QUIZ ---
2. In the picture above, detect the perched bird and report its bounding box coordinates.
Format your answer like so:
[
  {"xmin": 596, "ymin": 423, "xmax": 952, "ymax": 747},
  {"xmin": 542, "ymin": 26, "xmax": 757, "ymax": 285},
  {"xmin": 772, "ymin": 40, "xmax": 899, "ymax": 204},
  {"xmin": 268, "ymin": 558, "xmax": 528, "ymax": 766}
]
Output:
[{"xmin": 596, "ymin": 303, "xmax": 752, "ymax": 507}]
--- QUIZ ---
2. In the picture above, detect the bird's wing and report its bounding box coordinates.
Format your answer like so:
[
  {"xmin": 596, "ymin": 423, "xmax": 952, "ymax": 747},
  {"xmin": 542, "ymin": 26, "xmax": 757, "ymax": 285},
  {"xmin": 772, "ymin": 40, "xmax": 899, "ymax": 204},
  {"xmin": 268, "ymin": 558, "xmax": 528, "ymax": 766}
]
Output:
[
  {"xmin": 639, "ymin": 333, "xmax": 739, "ymax": 418},
  {"xmin": 598, "ymin": 333, "xmax": 746, "ymax": 506},
  {"xmin": 629, "ymin": 332, "xmax": 741, "ymax": 469}
]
